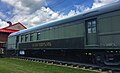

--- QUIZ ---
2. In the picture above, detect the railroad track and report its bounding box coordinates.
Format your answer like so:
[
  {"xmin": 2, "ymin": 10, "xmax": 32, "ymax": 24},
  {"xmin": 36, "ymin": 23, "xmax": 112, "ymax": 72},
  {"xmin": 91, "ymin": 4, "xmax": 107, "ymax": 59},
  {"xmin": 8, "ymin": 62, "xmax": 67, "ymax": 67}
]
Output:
[{"xmin": 17, "ymin": 57, "xmax": 120, "ymax": 73}]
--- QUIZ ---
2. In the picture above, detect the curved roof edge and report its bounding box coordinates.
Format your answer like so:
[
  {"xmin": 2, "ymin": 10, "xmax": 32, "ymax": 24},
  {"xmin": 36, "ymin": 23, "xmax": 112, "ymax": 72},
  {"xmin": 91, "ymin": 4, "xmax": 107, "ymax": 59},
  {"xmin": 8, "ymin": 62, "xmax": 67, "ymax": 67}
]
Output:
[{"xmin": 9, "ymin": 1, "xmax": 120, "ymax": 37}]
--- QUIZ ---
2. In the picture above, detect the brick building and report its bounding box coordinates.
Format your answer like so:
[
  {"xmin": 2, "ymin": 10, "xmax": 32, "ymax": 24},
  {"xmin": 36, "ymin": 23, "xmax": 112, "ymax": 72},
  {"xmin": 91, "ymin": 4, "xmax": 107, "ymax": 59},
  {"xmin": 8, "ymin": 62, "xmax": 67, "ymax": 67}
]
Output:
[{"xmin": 0, "ymin": 22, "xmax": 26, "ymax": 49}]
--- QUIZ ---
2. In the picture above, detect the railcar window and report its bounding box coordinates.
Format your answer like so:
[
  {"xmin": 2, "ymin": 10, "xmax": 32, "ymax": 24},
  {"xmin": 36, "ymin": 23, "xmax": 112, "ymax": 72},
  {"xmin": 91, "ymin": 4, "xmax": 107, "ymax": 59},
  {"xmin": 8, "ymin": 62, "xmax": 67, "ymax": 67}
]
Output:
[
  {"xmin": 37, "ymin": 32, "xmax": 41, "ymax": 40},
  {"xmin": 25, "ymin": 35, "xmax": 29, "ymax": 42},
  {"xmin": 92, "ymin": 21, "xmax": 96, "ymax": 26},
  {"xmin": 49, "ymin": 27, "xmax": 53, "ymax": 30},
  {"xmin": 92, "ymin": 27, "xmax": 96, "ymax": 33},
  {"xmin": 88, "ymin": 22, "xmax": 92, "ymax": 27},
  {"xmin": 30, "ymin": 33, "xmax": 34, "ymax": 41},
  {"xmin": 86, "ymin": 19, "xmax": 97, "ymax": 33},
  {"xmin": 21, "ymin": 35, "xmax": 24, "ymax": 42},
  {"xmin": 88, "ymin": 28, "xmax": 92, "ymax": 33}
]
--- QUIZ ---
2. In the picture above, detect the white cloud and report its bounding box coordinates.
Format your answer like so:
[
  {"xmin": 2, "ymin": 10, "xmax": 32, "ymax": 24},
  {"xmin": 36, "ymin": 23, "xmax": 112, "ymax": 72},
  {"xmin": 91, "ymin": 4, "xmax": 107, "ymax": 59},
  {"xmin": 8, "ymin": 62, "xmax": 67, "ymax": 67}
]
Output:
[
  {"xmin": 0, "ymin": 19, "xmax": 9, "ymax": 28},
  {"xmin": 9, "ymin": 7, "xmax": 63, "ymax": 27},
  {"xmin": 1, "ymin": 0, "xmax": 63, "ymax": 28},
  {"xmin": 74, "ymin": 5, "xmax": 90, "ymax": 11},
  {"xmin": 31, "ymin": 17, "xmax": 40, "ymax": 23},
  {"xmin": 0, "ymin": 12, "xmax": 7, "ymax": 18},
  {"xmin": 0, "ymin": 12, "xmax": 8, "ymax": 28},
  {"xmin": 92, "ymin": 0, "xmax": 119, "ymax": 8},
  {"xmin": 0, "ymin": 0, "xmax": 88, "ymax": 28},
  {"xmin": 67, "ymin": 10, "xmax": 77, "ymax": 17},
  {"xmin": 1, "ymin": 0, "xmax": 120, "ymax": 28},
  {"xmin": 1, "ymin": 0, "xmax": 45, "ymax": 14}
]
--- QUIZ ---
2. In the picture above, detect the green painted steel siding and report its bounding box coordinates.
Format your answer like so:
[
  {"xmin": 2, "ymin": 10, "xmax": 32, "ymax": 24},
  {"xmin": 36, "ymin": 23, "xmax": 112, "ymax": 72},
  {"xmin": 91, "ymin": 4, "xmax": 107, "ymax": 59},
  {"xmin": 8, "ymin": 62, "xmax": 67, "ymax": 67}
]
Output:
[
  {"xmin": 54, "ymin": 27, "xmax": 59, "ymax": 39},
  {"xmin": 41, "ymin": 31, "xmax": 45, "ymax": 40},
  {"xmin": 70, "ymin": 24, "xmax": 77, "ymax": 37},
  {"xmin": 98, "ymin": 10, "xmax": 120, "ymax": 47},
  {"xmin": 100, "ymin": 35, "xmax": 120, "ymax": 47},
  {"xmin": 49, "ymin": 29, "xmax": 54, "ymax": 40},
  {"xmin": 100, "ymin": 36, "xmax": 112, "ymax": 46},
  {"xmin": 112, "ymin": 15, "xmax": 120, "ymax": 32},
  {"xmin": 112, "ymin": 35, "xmax": 120, "ymax": 46},
  {"xmin": 98, "ymin": 10, "xmax": 120, "ymax": 33},
  {"xmin": 58, "ymin": 26, "xmax": 64, "ymax": 39},
  {"xmin": 77, "ymin": 23, "xmax": 84, "ymax": 37},
  {"xmin": 18, "ymin": 21, "xmax": 84, "ymax": 44},
  {"xmin": 44, "ymin": 30, "xmax": 50, "ymax": 40},
  {"xmin": 65, "ymin": 25, "xmax": 71, "ymax": 38},
  {"xmin": 98, "ymin": 18, "xmax": 112, "ymax": 33},
  {"xmin": 7, "ymin": 36, "xmax": 16, "ymax": 49}
]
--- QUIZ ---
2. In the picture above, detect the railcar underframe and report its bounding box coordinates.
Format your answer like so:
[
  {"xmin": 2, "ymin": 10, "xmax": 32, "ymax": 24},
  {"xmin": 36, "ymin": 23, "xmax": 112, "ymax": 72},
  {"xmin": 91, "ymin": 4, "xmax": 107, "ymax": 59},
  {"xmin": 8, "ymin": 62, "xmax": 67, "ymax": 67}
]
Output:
[{"xmin": 18, "ymin": 49, "xmax": 120, "ymax": 66}]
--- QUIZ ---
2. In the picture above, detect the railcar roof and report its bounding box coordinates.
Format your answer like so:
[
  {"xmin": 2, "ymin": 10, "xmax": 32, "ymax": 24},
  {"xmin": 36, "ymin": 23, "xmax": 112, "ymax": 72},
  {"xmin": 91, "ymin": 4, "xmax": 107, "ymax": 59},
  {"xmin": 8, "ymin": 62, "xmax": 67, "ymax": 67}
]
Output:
[{"xmin": 9, "ymin": 1, "xmax": 120, "ymax": 37}]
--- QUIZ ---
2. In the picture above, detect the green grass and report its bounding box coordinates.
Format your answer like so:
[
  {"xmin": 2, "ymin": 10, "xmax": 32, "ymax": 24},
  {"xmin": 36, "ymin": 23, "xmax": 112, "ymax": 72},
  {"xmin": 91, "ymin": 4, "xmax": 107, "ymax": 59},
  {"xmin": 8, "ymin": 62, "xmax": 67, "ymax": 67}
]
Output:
[{"xmin": 0, "ymin": 58, "xmax": 100, "ymax": 73}]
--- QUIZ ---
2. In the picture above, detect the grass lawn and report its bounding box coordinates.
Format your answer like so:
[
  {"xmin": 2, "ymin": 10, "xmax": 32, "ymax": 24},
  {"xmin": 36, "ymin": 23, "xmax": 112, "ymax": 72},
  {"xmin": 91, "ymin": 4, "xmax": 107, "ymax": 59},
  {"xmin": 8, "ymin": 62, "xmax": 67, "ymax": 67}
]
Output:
[{"xmin": 0, "ymin": 58, "xmax": 100, "ymax": 73}]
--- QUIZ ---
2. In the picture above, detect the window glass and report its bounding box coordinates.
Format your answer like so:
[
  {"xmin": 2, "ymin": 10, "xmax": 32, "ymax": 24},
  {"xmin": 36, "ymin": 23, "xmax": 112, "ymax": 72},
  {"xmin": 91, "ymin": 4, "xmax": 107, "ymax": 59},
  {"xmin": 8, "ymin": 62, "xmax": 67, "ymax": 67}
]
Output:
[
  {"xmin": 92, "ymin": 27, "xmax": 96, "ymax": 33},
  {"xmin": 30, "ymin": 33, "xmax": 34, "ymax": 41},
  {"xmin": 49, "ymin": 27, "xmax": 53, "ymax": 30},
  {"xmin": 86, "ymin": 19, "xmax": 97, "ymax": 33},
  {"xmin": 92, "ymin": 21, "xmax": 96, "ymax": 27},
  {"xmin": 21, "ymin": 35, "xmax": 24, "ymax": 42},
  {"xmin": 88, "ymin": 22, "xmax": 92, "ymax": 27},
  {"xmin": 88, "ymin": 28, "xmax": 92, "ymax": 33},
  {"xmin": 37, "ymin": 32, "xmax": 41, "ymax": 40},
  {"xmin": 25, "ymin": 35, "xmax": 28, "ymax": 42}
]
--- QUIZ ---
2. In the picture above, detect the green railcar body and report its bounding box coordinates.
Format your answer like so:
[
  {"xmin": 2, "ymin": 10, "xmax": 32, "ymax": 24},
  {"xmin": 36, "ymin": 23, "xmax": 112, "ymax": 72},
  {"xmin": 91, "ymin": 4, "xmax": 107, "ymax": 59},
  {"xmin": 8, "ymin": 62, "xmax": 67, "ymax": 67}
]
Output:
[{"xmin": 7, "ymin": 2, "xmax": 120, "ymax": 66}]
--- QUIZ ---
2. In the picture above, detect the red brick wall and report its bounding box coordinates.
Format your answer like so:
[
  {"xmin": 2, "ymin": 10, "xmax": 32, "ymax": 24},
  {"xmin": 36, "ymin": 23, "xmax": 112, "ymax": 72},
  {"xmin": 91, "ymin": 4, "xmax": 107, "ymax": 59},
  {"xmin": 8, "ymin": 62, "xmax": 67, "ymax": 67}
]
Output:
[{"xmin": 0, "ymin": 33, "xmax": 9, "ymax": 42}]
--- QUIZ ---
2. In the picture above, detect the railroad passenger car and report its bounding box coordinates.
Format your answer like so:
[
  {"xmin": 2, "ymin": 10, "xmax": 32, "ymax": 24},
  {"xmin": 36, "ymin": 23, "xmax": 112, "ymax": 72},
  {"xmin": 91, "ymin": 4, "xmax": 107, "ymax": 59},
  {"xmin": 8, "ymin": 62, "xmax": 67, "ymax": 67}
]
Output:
[{"xmin": 7, "ymin": 2, "xmax": 120, "ymax": 66}]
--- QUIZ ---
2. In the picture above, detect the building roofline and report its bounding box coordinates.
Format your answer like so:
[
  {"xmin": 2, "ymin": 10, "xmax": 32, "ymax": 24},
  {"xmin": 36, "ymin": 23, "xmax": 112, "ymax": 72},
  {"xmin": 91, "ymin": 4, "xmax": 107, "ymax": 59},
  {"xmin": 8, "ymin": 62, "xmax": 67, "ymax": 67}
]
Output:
[
  {"xmin": 2, "ymin": 22, "xmax": 27, "ymax": 29},
  {"xmin": 0, "ymin": 29, "xmax": 19, "ymax": 33}
]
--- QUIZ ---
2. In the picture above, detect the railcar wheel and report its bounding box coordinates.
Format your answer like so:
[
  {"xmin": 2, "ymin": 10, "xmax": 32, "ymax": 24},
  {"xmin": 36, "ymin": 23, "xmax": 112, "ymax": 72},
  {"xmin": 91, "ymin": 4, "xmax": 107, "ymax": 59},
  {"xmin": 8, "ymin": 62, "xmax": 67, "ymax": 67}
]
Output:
[{"xmin": 95, "ymin": 55, "xmax": 105, "ymax": 66}]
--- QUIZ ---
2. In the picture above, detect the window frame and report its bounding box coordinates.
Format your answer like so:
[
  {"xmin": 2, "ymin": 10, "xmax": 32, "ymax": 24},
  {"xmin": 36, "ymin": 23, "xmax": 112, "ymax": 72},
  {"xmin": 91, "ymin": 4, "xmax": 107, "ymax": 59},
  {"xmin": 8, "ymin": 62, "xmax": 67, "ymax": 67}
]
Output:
[{"xmin": 86, "ymin": 19, "xmax": 97, "ymax": 34}]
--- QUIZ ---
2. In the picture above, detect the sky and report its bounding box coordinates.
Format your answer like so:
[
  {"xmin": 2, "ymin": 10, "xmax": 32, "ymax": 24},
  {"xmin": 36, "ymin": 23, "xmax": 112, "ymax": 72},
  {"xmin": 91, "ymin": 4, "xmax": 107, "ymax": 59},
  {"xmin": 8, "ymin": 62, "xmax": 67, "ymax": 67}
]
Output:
[{"xmin": 0, "ymin": 0, "xmax": 120, "ymax": 28}]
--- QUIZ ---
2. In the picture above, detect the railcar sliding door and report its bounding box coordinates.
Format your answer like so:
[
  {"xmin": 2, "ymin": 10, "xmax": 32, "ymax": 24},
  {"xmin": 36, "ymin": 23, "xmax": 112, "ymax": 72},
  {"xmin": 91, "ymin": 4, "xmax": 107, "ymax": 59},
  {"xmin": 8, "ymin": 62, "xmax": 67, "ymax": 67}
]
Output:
[{"xmin": 85, "ymin": 19, "xmax": 98, "ymax": 45}]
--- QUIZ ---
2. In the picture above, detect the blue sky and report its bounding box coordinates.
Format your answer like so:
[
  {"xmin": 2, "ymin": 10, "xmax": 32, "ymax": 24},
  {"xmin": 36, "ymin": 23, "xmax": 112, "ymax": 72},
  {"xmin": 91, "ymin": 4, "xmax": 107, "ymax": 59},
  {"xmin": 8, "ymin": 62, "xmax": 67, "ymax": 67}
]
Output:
[
  {"xmin": 0, "ymin": 0, "xmax": 119, "ymax": 28},
  {"xmin": 0, "ymin": 0, "xmax": 93, "ymax": 19},
  {"xmin": 0, "ymin": 1, "xmax": 13, "ymax": 20},
  {"xmin": 46, "ymin": 0, "xmax": 93, "ymax": 14}
]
